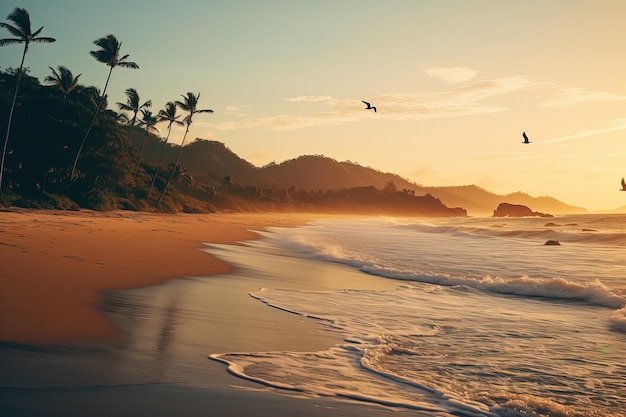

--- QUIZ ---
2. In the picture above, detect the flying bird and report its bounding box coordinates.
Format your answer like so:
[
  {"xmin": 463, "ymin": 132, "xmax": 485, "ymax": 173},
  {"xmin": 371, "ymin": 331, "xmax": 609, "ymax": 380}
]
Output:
[
  {"xmin": 621, "ymin": 177, "xmax": 626, "ymax": 191},
  {"xmin": 362, "ymin": 101, "xmax": 377, "ymax": 113},
  {"xmin": 522, "ymin": 131, "xmax": 531, "ymax": 144}
]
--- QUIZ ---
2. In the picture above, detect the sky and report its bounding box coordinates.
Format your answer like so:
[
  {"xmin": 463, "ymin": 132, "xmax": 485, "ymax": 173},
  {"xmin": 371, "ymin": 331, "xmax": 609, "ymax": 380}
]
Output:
[{"xmin": 1, "ymin": 1, "xmax": 625, "ymax": 212}]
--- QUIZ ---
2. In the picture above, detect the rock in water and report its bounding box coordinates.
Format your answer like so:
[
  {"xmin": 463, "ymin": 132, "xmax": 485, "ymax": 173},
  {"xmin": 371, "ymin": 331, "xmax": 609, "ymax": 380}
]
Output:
[{"xmin": 492, "ymin": 203, "xmax": 553, "ymax": 217}]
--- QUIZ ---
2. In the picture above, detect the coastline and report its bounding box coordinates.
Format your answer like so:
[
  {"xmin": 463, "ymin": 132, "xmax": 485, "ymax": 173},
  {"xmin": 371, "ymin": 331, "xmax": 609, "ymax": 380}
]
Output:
[
  {"xmin": 0, "ymin": 208, "xmax": 427, "ymax": 417},
  {"xmin": 0, "ymin": 208, "xmax": 311, "ymax": 344}
]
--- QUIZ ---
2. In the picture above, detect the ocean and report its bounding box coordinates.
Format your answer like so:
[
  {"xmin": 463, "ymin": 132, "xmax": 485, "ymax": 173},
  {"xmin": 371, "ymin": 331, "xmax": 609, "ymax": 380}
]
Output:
[{"xmin": 209, "ymin": 214, "xmax": 626, "ymax": 417}]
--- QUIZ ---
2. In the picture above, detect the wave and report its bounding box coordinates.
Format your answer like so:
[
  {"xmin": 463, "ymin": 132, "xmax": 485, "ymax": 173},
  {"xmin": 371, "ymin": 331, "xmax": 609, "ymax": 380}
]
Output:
[
  {"xmin": 291, "ymin": 241, "xmax": 625, "ymax": 310},
  {"xmin": 395, "ymin": 221, "xmax": 626, "ymax": 246},
  {"xmin": 610, "ymin": 307, "xmax": 626, "ymax": 333},
  {"xmin": 361, "ymin": 268, "xmax": 626, "ymax": 310}
]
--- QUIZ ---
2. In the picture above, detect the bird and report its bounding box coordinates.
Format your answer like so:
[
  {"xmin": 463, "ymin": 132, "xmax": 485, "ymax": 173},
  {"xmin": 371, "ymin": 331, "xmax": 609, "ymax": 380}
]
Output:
[
  {"xmin": 362, "ymin": 101, "xmax": 377, "ymax": 113},
  {"xmin": 522, "ymin": 131, "xmax": 531, "ymax": 144},
  {"xmin": 620, "ymin": 177, "xmax": 626, "ymax": 191}
]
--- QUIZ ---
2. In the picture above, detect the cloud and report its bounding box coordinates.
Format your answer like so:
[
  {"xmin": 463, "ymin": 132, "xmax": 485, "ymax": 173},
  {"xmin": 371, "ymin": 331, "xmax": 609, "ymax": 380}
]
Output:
[
  {"xmin": 541, "ymin": 88, "xmax": 626, "ymax": 108},
  {"xmin": 224, "ymin": 104, "xmax": 250, "ymax": 116},
  {"xmin": 424, "ymin": 66, "xmax": 478, "ymax": 84},
  {"xmin": 545, "ymin": 118, "xmax": 626, "ymax": 143},
  {"xmin": 373, "ymin": 76, "xmax": 544, "ymax": 118},
  {"xmin": 284, "ymin": 96, "xmax": 338, "ymax": 104},
  {"xmin": 207, "ymin": 76, "xmax": 544, "ymax": 131}
]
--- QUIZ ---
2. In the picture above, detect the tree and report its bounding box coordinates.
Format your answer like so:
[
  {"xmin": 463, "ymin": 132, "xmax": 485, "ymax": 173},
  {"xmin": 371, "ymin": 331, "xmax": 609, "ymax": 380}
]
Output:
[
  {"xmin": 156, "ymin": 92, "xmax": 213, "ymax": 206},
  {"xmin": 133, "ymin": 109, "xmax": 158, "ymax": 176},
  {"xmin": 0, "ymin": 7, "xmax": 55, "ymax": 191},
  {"xmin": 148, "ymin": 101, "xmax": 183, "ymax": 198},
  {"xmin": 70, "ymin": 34, "xmax": 138, "ymax": 180},
  {"xmin": 44, "ymin": 66, "xmax": 81, "ymax": 102},
  {"xmin": 117, "ymin": 88, "xmax": 151, "ymax": 151}
]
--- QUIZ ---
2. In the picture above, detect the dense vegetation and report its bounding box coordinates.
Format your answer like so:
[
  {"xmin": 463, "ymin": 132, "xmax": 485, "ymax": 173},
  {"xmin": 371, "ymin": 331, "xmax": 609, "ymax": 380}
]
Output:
[{"xmin": 0, "ymin": 7, "xmax": 465, "ymax": 216}]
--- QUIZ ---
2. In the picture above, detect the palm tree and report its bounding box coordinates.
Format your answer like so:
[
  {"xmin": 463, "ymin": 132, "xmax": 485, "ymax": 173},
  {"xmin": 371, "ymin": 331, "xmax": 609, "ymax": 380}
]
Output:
[
  {"xmin": 156, "ymin": 92, "xmax": 213, "ymax": 206},
  {"xmin": 44, "ymin": 66, "xmax": 81, "ymax": 102},
  {"xmin": 70, "ymin": 34, "xmax": 138, "ymax": 180},
  {"xmin": 0, "ymin": 7, "xmax": 55, "ymax": 191},
  {"xmin": 117, "ymin": 88, "xmax": 151, "ymax": 151},
  {"xmin": 133, "ymin": 109, "xmax": 158, "ymax": 176},
  {"xmin": 148, "ymin": 101, "xmax": 183, "ymax": 198}
]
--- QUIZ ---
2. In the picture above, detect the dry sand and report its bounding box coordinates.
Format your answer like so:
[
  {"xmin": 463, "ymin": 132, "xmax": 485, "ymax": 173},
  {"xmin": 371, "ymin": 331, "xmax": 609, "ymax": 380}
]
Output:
[{"xmin": 0, "ymin": 208, "xmax": 308, "ymax": 344}]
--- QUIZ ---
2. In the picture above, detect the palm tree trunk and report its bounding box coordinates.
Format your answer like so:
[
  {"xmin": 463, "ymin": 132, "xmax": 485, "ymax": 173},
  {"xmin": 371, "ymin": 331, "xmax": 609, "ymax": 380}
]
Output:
[
  {"xmin": 123, "ymin": 115, "xmax": 137, "ymax": 151},
  {"xmin": 133, "ymin": 136, "xmax": 148, "ymax": 177},
  {"xmin": 70, "ymin": 66, "xmax": 114, "ymax": 180},
  {"xmin": 0, "ymin": 45, "xmax": 27, "ymax": 191},
  {"xmin": 155, "ymin": 127, "xmax": 188, "ymax": 206},
  {"xmin": 148, "ymin": 125, "xmax": 173, "ymax": 199}
]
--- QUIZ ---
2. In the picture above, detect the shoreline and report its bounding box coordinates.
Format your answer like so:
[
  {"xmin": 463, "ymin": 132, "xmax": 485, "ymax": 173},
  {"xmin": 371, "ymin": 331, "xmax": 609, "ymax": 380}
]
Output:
[
  {"xmin": 0, "ymin": 208, "xmax": 427, "ymax": 416},
  {"xmin": 0, "ymin": 208, "xmax": 312, "ymax": 344}
]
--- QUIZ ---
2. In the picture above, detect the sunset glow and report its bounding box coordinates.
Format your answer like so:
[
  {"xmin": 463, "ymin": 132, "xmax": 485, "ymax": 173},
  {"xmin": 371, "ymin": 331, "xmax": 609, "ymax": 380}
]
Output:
[{"xmin": 1, "ymin": 1, "xmax": 625, "ymax": 211}]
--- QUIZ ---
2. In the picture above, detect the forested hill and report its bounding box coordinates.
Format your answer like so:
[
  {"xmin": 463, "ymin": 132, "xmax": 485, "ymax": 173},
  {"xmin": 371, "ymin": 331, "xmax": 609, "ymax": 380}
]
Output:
[
  {"xmin": 137, "ymin": 137, "xmax": 586, "ymax": 216},
  {"xmin": 137, "ymin": 138, "xmax": 417, "ymax": 190}
]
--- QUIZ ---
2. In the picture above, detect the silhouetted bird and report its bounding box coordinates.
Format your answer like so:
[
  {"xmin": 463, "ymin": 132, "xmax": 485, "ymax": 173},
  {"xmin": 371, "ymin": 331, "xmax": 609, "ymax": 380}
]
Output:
[
  {"xmin": 621, "ymin": 177, "xmax": 626, "ymax": 191},
  {"xmin": 362, "ymin": 101, "xmax": 377, "ymax": 113},
  {"xmin": 522, "ymin": 132, "xmax": 531, "ymax": 144}
]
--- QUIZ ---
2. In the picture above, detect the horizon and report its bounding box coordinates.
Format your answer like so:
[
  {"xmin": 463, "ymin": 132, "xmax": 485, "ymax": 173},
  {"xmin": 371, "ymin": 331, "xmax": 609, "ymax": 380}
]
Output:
[{"xmin": 1, "ymin": 1, "xmax": 625, "ymax": 211}]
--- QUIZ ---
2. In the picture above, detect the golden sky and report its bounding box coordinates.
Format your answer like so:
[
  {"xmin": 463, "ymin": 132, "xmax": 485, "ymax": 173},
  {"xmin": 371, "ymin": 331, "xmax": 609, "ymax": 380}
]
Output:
[{"xmin": 2, "ymin": 1, "xmax": 625, "ymax": 211}]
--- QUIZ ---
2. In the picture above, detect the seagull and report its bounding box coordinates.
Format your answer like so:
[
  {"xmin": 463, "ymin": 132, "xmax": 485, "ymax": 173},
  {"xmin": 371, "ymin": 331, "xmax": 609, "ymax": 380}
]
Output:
[
  {"xmin": 362, "ymin": 101, "xmax": 377, "ymax": 113},
  {"xmin": 522, "ymin": 131, "xmax": 531, "ymax": 144},
  {"xmin": 621, "ymin": 177, "xmax": 626, "ymax": 191}
]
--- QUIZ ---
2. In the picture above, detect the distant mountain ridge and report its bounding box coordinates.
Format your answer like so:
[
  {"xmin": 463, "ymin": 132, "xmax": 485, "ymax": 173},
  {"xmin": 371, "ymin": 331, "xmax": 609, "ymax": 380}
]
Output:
[{"xmin": 137, "ymin": 137, "xmax": 587, "ymax": 216}]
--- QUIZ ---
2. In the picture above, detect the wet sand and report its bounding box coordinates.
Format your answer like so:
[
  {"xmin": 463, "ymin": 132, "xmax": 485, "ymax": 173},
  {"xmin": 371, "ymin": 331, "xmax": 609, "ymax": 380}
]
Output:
[{"xmin": 0, "ymin": 209, "xmax": 424, "ymax": 416}]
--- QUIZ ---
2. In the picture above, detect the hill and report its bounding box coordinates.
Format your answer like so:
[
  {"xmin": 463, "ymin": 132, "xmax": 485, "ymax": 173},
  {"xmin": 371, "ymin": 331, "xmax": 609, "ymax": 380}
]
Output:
[{"xmin": 136, "ymin": 137, "xmax": 586, "ymax": 216}]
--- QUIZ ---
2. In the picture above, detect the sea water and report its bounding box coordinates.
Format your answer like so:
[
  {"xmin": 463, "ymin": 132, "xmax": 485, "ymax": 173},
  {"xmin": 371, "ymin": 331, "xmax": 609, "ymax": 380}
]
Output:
[{"xmin": 209, "ymin": 214, "xmax": 626, "ymax": 417}]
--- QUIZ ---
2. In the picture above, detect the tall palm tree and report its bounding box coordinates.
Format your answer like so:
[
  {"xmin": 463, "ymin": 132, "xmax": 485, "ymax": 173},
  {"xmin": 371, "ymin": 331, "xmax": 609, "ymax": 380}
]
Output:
[
  {"xmin": 133, "ymin": 109, "xmax": 158, "ymax": 177},
  {"xmin": 156, "ymin": 92, "xmax": 213, "ymax": 206},
  {"xmin": 0, "ymin": 7, "xmax": 55, "ymax": 191},
  {"xmin": 44, "ymin": 66, "xmax": 81, "ymax": 102},
  {"xmin": 148, "ymin": 101, "xmax": 183, "ymax": 198},
  {"xmin": 70, "ymin": 34, "xmax": 138, "ymax": 180},
  {"xmin": 117, "ymin": 88, "xmax": 151, "ymax": 151}
]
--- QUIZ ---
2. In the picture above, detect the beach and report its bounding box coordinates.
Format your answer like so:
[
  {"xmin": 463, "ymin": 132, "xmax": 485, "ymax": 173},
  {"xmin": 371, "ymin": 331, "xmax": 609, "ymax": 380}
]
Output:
[
  {"xmin": 0, "ymin": 209, "xmax": 419, "ymax": 417},
  {"xmin": 2, "ymin": 209, "xmax": 624, "ymax": 416},
  {"xmin": 0, "ymin": 208, "xmax": 309, "ymax": 344}
]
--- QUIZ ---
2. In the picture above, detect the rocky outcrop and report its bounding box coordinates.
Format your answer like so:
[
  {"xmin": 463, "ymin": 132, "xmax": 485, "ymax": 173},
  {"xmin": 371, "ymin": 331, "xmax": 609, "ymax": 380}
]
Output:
[{"xmin": 492, "ymin": 203, "xmax": 553, "ymax": 217}]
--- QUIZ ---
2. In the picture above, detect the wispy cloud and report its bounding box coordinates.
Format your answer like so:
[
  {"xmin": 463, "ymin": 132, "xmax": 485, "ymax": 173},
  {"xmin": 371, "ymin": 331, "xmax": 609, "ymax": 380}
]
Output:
[
  {"xmin": 208, "ymin": 76, "xmax": 544, "ymax": 131},
  {"xmin": 541, "ymin": 88, "xmax": 626, "ymax": 108},
  {"xmin": 224, "ymin": 104, "xmax": 250, "ymax": 116},
  {"xmin": 284, "ymin": 96, "xmax": 338, "ymax": 104},
  {"xmin": 545, "ymin": 118, "xmax": 626, "ymax": 143},
  {"xmin": 423, "ymin": 66, "xmax": 478, "ymax": 84},
  {"xmin": 375, "ymin": 77, "xmax": 544, "ymax": 118}
]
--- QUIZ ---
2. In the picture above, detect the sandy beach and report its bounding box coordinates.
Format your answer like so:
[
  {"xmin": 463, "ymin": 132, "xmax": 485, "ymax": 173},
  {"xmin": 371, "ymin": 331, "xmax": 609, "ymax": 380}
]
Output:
[
  {"xmin": 0, "ymin": 208, "xmax": 309, "ymax": 344},
  {"xmin": 0, "ymin": 208, "xmax": 420, "ymax": 417}
]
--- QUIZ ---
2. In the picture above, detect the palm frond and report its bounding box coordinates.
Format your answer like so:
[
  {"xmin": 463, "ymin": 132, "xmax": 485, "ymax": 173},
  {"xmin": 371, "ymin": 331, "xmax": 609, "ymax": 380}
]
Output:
[
  {"xmin": 32, "ymin": 36, "xmax": 55, "ymax": 44},
  {"xmin": 118, "ymin": 61, "xmax": 139, "ymax": 69},
  {"xmin": 0, "ymin": 24, "xmax": 26, "ymax": 39},
  {"xmin": 0, "ymin": 38, "xmax": 24, "ymax": 47},
  {"xmin": 6, "ymin": 8, "xmax": 31, "ymax": 33},
  {"xmin": 30, "ymin": 26, "xmax": 43, "ymax": 38},
  {"xmin": 89, "ymin": 49, "xmax": 111, "ymax": 64}
]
